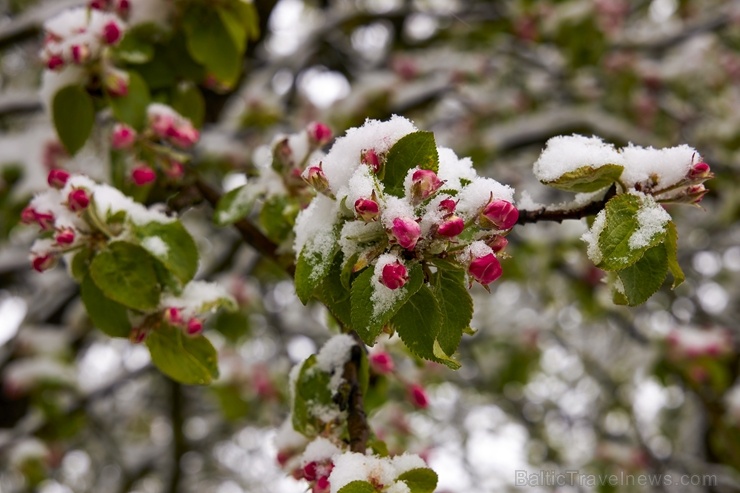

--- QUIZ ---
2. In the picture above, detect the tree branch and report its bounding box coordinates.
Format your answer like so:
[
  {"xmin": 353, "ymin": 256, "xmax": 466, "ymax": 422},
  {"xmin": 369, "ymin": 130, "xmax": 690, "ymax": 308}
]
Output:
[
  {"xmin": 165, "ymin": 380, "xmax": 186, "ymax": 493},
  {"xmin": 517, "ymin": 185, "xmax": 617, "ymax": 225},
  {"xmin": 343, "ymin": 332, "xmax": 370, "ymax": 453}
]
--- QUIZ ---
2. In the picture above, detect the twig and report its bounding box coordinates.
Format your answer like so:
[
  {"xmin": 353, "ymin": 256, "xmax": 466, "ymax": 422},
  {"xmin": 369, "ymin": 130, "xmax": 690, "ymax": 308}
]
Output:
[
  {"xmin": 342, "ymin": 332, "xmax": 370, "ymax": 453},
  {"xmin": 165, "ymin": 380, "xmax": 186, "ymax": 493},
  {"xmin": 517, "ymin": 185, "xmax": 617, "ymax": 225}
]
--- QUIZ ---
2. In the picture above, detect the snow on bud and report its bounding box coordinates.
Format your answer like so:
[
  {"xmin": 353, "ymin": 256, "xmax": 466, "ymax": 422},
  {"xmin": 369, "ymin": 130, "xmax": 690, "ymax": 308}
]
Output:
[
  {"xmin": 307, "ymin": 121, "xmax": 332, "ymax": 147},
  {"xmin": 111, "ymin": 123, "xmax": 136, "ymax": 149},
  {"xmin": 369, "ymin": 351, "xmax": 395, "ymax": 374},
  {"xmin": 390, "ymin": 217, "xmax": 421, "ymax": 250},
  {"xmin": 303, "ymin": 164, "xmax": 331, "ymax": 194},
  {"xmin": 480, "ymin": 199, "xmax": 519, "ymax": 230},
  {"xmin": 46, "ymin": 54, "xmax": 65, "ymax": 71},
  {"xmin": 408, "ymin": 383, "xmax": 429, "ymax": 409},
  {"xmin": 437, "ymin": 215, "xmax": 464, "ymax": 238},
  {"xmin": 31, "ymin": 253, "xmax": 56, "ymax": 273},
  {"xmin": 47, "ymin": 168, "xmax": 70, "ymax": 189},
  {"xmin": 410, "ymin": 169, "xmax": 442, "ymax": 203},
  {"xmin": 102, "ymin": 20, "xmax": 123, "ymax": 45},
  {"xmin": 468, "ymin": 252, "xmax": 502, "ymax": 285},
  {"xmin": 131, "ymin": 165, "xmax": 156, "ymax": 185},
  {"xmin": 67, "ymin": 188, "xmax": 90, "ymax": 212},
  {"xmin": 439, "ymin": 198, "xmax": 456, "ymax": 213},
  {"xmin": 55, "ymin": 228, "xmax": 76, "ymax": 245},
  {"xmin": 361, "ymin": 148, "xmax": 381, "ymax": 173},
  {"xmin": 687, "ymin": 162, "xmax": 711, "ymax": 181},
  {"xmin": 186, "ymin": 318, "xmax": 203, "ymax": 336},
  {"xmin": 380, "ymin": 261, "xmax": 408, "ymax": 290},
  {"xmin": 104, "ymin": 68, "xmax": 129, "ymax": 97},
  {"xmin": 354, "ymin": 197, "xmax": 380, "ymax": 222}
]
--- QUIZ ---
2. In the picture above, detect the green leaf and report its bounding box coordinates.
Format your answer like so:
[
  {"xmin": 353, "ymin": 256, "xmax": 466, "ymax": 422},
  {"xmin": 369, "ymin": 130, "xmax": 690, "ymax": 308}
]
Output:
[
  {"xmin": 214, "ymin": 184, "xmax": 259, "ymax": 226},
  {"xmin": 317, "ymin": 256, "xmax": 353, "ymax": 328},
  {"xmin": 617, "ymin": 243, "xmax": 668, "ymax": 306},
  {"xmin": 391, "ymin": 285, "xmax": 442, "ymax": 362},
  {"xmin": 212, "ymin": 311, "xmax": 250, "ymax": 343},
  {"xmin": 183, "ymin": 7, "xmax": 241, "ymax": 85},
  {"xmin": 397, "ymin": 468, "xmax": 439, "ymax": 493},
  {"xmin": 291, "ymin": 355, "xmax": 335, "ymax": 435},
  {"xmin": 295, "ymin": 245, "xmax": 337, "ymax": 304},
  {"xmin": 432, "ymin": 261, "xmax": 472, "ymax": 357},
  {"xmin": 597, "ymin": 194, "xmax": 668, "ymax": 271},
  {"xmin": 337, "ymin": 481, "xmax": 378, "ymax": 493},
  {"xmin": 234, "ymin": 0, "xmax": 260, "ymax": 40},
  {"xmin": 217, "ymin": 5, "xmax": 248, "ymax": 54},
  {"xmin": 131, "ymin": 221, "xmax": 199, "ymax": 284},
  {"xmin": 542, "ymin": 164, "xmax": 624, "ymax": 193},
  {"xmin": 171, "ymin": 81, "xmax": 205, "ymax": 128},
  {"xmin": 382, "ymin": 131, "xmax": 438, "ymax": 197},
  {"xmin": 259, "ymin": 196, "xmax": 294, "ymax": 242},
  {"xmin": 70, "ymin": 247, "xmax": 93, "ymax": 282},
  {"xmin": 90, "ymin": 242, "xmax": 161, "ymax": 311},
  {"xmin": 112, "ymin": 26, "xmax": 155, "ymax": 64},
  {"xmin": 350, "ymin": 264, "xmax": 424, "ymax": 346},
  {"xmin": 52, "ymin": 85, "xmax": 94, "ymax": 155},
  {"xmin": 108, "ymin": 71, "xmax": 151, "ymax": 130},
  {"xmin": 665, "ymin": 221, "xmax": 685, "ymax": 289},
  {"xmin": 80, "ymin": 274, "xmax": 131, "ymax": 338},
  {"xmin": 146, "ymin": 324, "xmax": 219, "ymax": 385}
]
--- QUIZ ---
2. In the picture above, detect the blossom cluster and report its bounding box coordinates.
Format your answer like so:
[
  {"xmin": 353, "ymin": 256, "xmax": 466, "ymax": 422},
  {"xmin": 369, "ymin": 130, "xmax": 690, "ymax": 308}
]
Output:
[{"xmin": 294, "ymin": 116, "xmax": 518, "ymax": 308}]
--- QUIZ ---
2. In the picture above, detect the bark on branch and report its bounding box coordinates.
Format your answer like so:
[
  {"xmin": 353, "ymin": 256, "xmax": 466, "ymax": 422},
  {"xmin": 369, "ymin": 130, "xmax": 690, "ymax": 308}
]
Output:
[
  {"xmin": 342, "ymin": 332, "xmax": 370, "ymax": 453},
  {"xmin": 517, "ymin": 185, "xmax": 617, "ymax": 225}
]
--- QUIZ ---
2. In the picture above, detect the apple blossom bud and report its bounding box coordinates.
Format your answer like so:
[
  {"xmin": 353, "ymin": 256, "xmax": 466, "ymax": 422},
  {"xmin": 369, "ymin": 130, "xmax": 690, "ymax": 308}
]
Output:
[
  {"xmin": 131, "ymin": 165, "xmax": 156, "ymax": 185},
  {"xmin": 439, "ymin": 198, "xmax": 456, "ymax": 213},
  {"xmin": 31, "ymin": 253, "xmax": 56, "ymax": 272},
  {"xmin": 303, "ymin": 462, "xmax": 318, "ymax": 481},
  {"xmin": 46, "ymin": 54, "xmax": 65, "ymax": 71},
  {"xmin": 111, "ymin": 123, "xmax": 136, "ymax": 149},
  {"xmin": 361, "ymin": 148, "xmax": 381, "ymax": 173},
  {"xmin": 354, "ymin": 197, "xmax": 380, "ymax": 222},
  {"xmin": 487, "ymin": 235, "xmax": 508, "ymax": 253},
  {"xmin": 437, "ymin": 215, "xmax": 464, "ymax": 238},
  {"xmin": 314, "ymin": 476, "xmax": 330, "ymax": 493},
  {"xmin": 116, "ymin": 0, "xmax": 130, "ymax": 15},
  {"xmin": 409, "ymin": 383, "xmax": 429, "ymax": 409},
  {"xmin": 687, "ymin": 184, "xmax": 708, "ymax": 204},
  {"xmin": 20, "ymin": 207, "xmax": 37, "ymax": 225},
  {"xmin": 380, "ymin": 261, "xmax": 408, "ymax": 290},
  {"xmin": 47, "ymin": 168, "xmax": 70, "ymax": 189},
  {"xmin": 165, "ymin": 161, "xmax": 185, "ymax": 179},
  {"xmin": 23, "ymin": 208, "xmax": 55, "ymax": 230},
  {"xmin": 130, "ymin": 327, "xmax": 147, "ymax": 344},
  {"xmin": 307, "ymin": 121, "xmax": 332, "ymax": 147},
  {"xmin": 168, "ymin": 124, "xmax": 199, "ymax": 148},
  {"xmin": 370, "ymin": 351, "xmax": 394, "ymax": 374},
  {"xmin": 104, "ymin": 68, "xmax": 129, "ymax": 97},
  {"xmin": 102, "ymin": 21, "xmax": 123, "ymax": 45},
  {"xmin": 88, "ymin": 0, "xmax": 109, "ymax": 9},
  {"xmin": 468, "ymin": 253, "xmax": 502, "ymax": 285},
  {"xmin": 304, "ymin": 165, "xmax": 331, "ymax": 194},
  {"xmin": 688, "ymin": 162, "xmax": 711, "ymax": 180},
  {"xmin": 390, "ymin": 217, "xmax": 421, "ymax": 250},
  {"xmin": 276, "ymin": 451, "xmax": 291, "ymax": 467},
  {"xmin": 186, "ymin": 318, "xmax": 203, "ymax": 336},
  {"xmin": 164, "ymin": 307, "xmax": 183, "ymax": 325},
  {"xmin": 55, "ymin": 228, "xmax": 75, "ymax": 245},
  {"xmin": 480, "ymin": 199, "xmax": 519, "ymax": 230},
  {"xmin": 70, "ymin": 44, "xmax": 90, "ymax": 64},
  {"xmin": 68, "ymin": 189, "xmax": 90, "ymax": 212},
  {"xmin": 150, "ymin": 112, "xmax": 176, "ymax": 138},
  {"xmin": 410, "ymin": 169, "xmax": 443, "ymax": 203}
]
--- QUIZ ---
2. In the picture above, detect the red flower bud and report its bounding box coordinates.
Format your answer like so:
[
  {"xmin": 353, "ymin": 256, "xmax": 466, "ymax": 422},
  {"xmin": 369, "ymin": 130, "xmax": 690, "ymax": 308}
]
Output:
[
  {"xmin": 111, "ymin": 123, "xmax": 136, "ymax": 149},
  {"xmin": 437, "ymin": 215, "xmax": 464, "ymax": 238},
  {"xmin": 409, "ymin": 383, "xmax": 429, "ymax": 409},
  {"xmin": 439, "ymin": 198, "xmax": 456, "ymax": 213},
  {"xmin": 687, "ymin": 184, "xmax": 708, "ymax": 204},
  {"xmin": 380, "ymin": 261, "xmax": 408, "ymax": 290},
  {"xmin": 68, "ymin": 189, "xmax": 90, "ymax": 212},
  {"xmin": 688, "ymin": 162, "xmax": 711, "ymax": 180},
  {"xmin": 304, "ymin": 165, "xmax": 331, "ymax": 194},
  {"xmin": 390, "ymin": 217, "xmax": 421, "ymax": 250},
  {"xmin": 104, "ymin": 68, "xmax": 129, "ymax": 97},
  {"xmin": 164, "ymin": 307, "xmax": 183, "ymax": 325},
  {"xmin": 130, "ymin": 327, "xmax": 147, "ymax": 344},
  {"xmin": 55, "ymin": 228, "xmax": 76, "ymax": 245},
  {"xmin": 102, "ymin": 21, "xmax": 123, "ymax": 45},
  {"xmin": 70, "ymin": 44, "xmax": 90, "ymax": 64},
  {"xmin": 46, "ymin": 54, "xmax": 65, "ymax": 71},
  {"xmin": 186, "ymin": 318, "xmax": 203, "ymax": 336},
  {"xmin": 88, "ymin": 0, "xmax": 109, "ymax": 9},
  {"xmin": 480, "ymin": 199, "xmax": 519, "ymax": 230},
  {"xmin": 20, "ymin": 207, "xmax": 37, "ymax": 225},
  {"xmin": 369, "ymin": 351, "xmax": 394, "ymax": 374},
  {"xmin": 307, "ymin": 121, "xmax": 332, "ymax": 146},
  {"xmin": 410, "ymin": 169, "xmax": 442, "ymax": 202},
  {"xmin": 48, "ymin": 168, "xmax": 70, "ymax": 189},
  {"xmin": 23, "ymin": 208, "xmax": 55, "ymax": 230},
  {"xmin": 361, "ymin": 148, "xmax": 381, "ymax": 173},
  {"xmin": 487, "ymin": 235, "xmax": 508, "ymax": 253},
  {"xmin": 315, "ymin": 476, "xmax": 330, "ymax": 493},
  {"xmin": 165, "ymin": 161, "xmax": 185, "ymax": 179},
  {"xmin": 468, "ymin": 252, "xmax": 502, "ymax": 285},
  {"xmin": 116, "ymin": 0, "xmax": 130, "ymax": 15},
  {"xmin": 31, "ymin": 253, "xmax": 56, "ymax": 273},
  {"xmin": 303, "ymin": 462, "xmax": 318, "ymax": 481},
  {"xmin": 168, "ymin": 125, "xmax": 199, "ymax": 149},
  {"xmin": 354, "ymin": 197, "xmax": 380, "ymax": 222},
  {"xmin": 131, "ymin": 165, "xmax": 157, "ymax": 186}
]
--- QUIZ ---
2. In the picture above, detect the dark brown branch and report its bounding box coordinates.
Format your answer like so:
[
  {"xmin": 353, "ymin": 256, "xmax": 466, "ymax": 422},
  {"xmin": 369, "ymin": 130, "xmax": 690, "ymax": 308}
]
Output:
[
  {"xmin": 165, "ymin": 380, "xmax": 186, "ymax": 493},
  {"xmin": 517, "ymin": 185, "xmax": 617, "ymax": 225},
  {"xmin": 342, "ymin": 333, "xmax": 370, "ymax": 453}
]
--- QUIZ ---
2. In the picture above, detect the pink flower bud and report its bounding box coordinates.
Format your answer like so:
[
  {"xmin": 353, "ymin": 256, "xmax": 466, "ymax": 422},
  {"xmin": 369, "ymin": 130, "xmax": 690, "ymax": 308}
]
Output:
[
  {"xmin": 88, "ymin": 0, "xmax": 109, "ymax": 9},
  {"xmin": 55, "ymin": 228, "xmax": 75, "ymax": 245},
  {"xmin": 480, "ymin": 199, "xmax": 519, "ymax": 230},
  {"xmin": 361, "ymin": 148, "xmax": 381, "ymax": 173},
  {"xmin": 307, "ymin": 121, "xmax": 332, "ymax": 146},
  {"xmin": 47, "ymin": 168, "xmax": 70, "ymax": 189},
  {"xmin": 31, "ymin": 253, "xmax": 56, "ymax": 273},
  {"xmin": 303, "ymin": 462, "xmax": 318, "ymax": 481},
  {"xmin": 380, "ymin": 261, "xmax": 408, "ymax": 290},
  {"xmin": 68, "ymin": 189, "xmax": 90, "ymax": 212},
  {"xmin": 390, "ymin": 217, "xmax": 421, "ymax": 250},
  {"xmin": 23, "ymin": 208, "xmax": 55, "ymax": 230},
  {"xmin": 111, "ymin": 123, "xmax": 137, "ymax": 149},
  {"xmin": 370, "ymin": 351, "xmax": 395, "ymax": 374},
  {"xmin": 410, "ymin": 169, "xmax": 443, "ymax": 202},
  {"xmin": 437, "ymin": 215, "xmax": 464, "ymax": 238},
  {"xmin": 102, "ymin": 21, "xmax": 123, "ymax": 45},
  {"xmin": 164, "ymin": 161, "xmax": 185, "ymax": 179},
  {"xmin": 46, "ymin": 54, "xmax": 65, "ymax": 71},
  {"xmin": 164, "ymin": 307, "xmax": 183, "ymax": 325},
  {"xmin": 150, "ymin": 112, "xmax": 176, "ymax": 138},
  {"xmin": 131, "ymin": 165, "xmax": 156, "ymax": 186},
  {"xmin": 70, "ymin": 44, "xmax": 90, "ymax": 64},
  {"xmin": 20, "ymin": 207, "xmax": 37, "ymax": 225},
  {"xmin": 409, "ymin": 383, "xmax": 429, "ymax": 409},
  {"xmin": 304, "ymin": 164, "xmax": 331, "ymax": 194},
  {"xmin": 130, "ymin": 327, "xmax": 147, "ymax": 344},
  {"xmin": 104, "ymin": 68, "xmax": 129, "ymax": 97},
  {"xmin": 439, "ymin": 198, "xmax": 456, "ymax": 213},
  {"xmin": 186, "ymin": 318, "xmax": 203, "ymax": 336},
  {"xmin": 468, "ymin": 253, "xmax": 502, "ymax": 285},
  {"xmin": 687, "ymin": 184, "xmax": 708, "ymax": 204},
  {"xmin": 688, "ymin": 162, "xmax": 711, "ymax": 180},
  {"xmin": 487, "ymin": 235, "xmax": 508, "ymax": 253},
  {"xmin": 168, "ymin": 124, "xmax": 199, "ymax": 148},
  {"xmin": 354, "ymin": 197, "xmax": 380, "ymax": 222},
  {"xmin": 116, "ymin": 0, "xmax": 130, "ymax": 15},
  {"xmin": 314, "ymin": 476, "xmax": 330, "ymax": 493}
]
